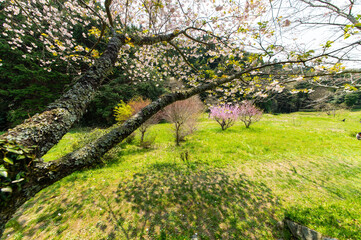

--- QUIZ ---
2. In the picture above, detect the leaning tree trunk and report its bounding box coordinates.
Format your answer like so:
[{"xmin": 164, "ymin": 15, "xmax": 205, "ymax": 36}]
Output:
[
  {"xmin": 0, "ymin": 34, "xmax": 125, "ymax": 158},
  {"xmin": 0, "ymin": 72, "xmax": 246, "ymax": 236},
  {"xmin": 0, "ymin": 30, "xmax": 185, "ymax": 237},
  {"xmin": 0, "ymin": 31, "xmax": 182, "ymax": 158},
  {"xmin": 0, "ymin": 33, "xmax": 125, "ymax": 235}
]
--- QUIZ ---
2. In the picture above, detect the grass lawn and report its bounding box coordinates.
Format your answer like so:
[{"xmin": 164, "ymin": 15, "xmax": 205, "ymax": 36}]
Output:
[{"xmin": 2, "ymin": 110, "xmax": 361, "ymax": 240}]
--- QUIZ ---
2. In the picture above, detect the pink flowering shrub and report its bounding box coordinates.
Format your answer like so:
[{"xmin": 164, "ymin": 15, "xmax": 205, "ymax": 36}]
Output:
[
  {"xmin": 209, "ymin": 104, "xmax": 241, "ymax": 130},
  {"xmin": 239, "ymin": 101, "xmax": 263, "ymax": 128}
]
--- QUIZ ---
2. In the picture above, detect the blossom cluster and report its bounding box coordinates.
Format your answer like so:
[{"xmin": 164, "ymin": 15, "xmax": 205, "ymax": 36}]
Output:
[
  {"xmin": 209, "ymin": 104, "xmax": 241, "ymax": 130},
  {"xmin": 210, "ymin": 101, "xmax": 262, "ymax": 130}
]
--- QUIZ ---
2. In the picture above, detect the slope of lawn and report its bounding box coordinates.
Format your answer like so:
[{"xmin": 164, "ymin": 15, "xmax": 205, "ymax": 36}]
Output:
[{"xmin": 2, "ymin": 110, "xmax": 361, "ymax": 240}]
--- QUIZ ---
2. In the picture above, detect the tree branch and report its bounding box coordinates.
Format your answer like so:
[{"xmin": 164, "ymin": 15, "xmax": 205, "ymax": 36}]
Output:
[
  {"xmin": 168, "ymin": 41, "xmax": 198, "ymax": 72},
  {"xmin": 105, "ymin": 0, "xmax": 114, "ymax": 28},
  {"xmin": 85, "ymin": 22, "xmax": 107, "ymax": 58},
  {"xmin": 182, "ymin": 31, "xmax": 210, "ymax": 45},
  {"xmin": 129, "ymin": 30, "xmax": 184, "ymax": 45}
]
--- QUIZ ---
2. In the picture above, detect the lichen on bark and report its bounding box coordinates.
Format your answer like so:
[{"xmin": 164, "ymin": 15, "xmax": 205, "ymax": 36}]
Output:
[{"xmin": 0, "ymin": 34, "xmax": 125, "ymax": 158}]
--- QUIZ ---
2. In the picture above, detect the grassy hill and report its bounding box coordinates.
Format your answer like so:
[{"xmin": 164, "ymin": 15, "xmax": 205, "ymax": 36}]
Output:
[{"xmin": 2, "ymin": 110, "xmax": 361, "ymax": 239}]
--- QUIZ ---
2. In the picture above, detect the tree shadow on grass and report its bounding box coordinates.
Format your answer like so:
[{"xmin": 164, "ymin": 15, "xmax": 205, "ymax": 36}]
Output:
[
  {"xmin": 3, "ymin": 170, "xmax": 120, "ymax": 240},
  {"xmin": 2, "ymin": 181, "xmax": 66, "ymax": 239},
  {"xmin": 3, "ymin": 162, "xmax": 285, "ymax": 240},
  {"xmin": 114, "ymin": 163, "xmax": 284, "ymax": 239}
]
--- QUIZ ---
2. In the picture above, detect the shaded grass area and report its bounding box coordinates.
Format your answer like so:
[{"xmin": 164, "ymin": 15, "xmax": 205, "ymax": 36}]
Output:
[
  {"xmin": 3, "ymin": 162, "xmax": 285, "ymax": 239},
  {"xmin": 114, "ymin": 166, "xmax": 281, "ymax": 239},
  {"xmin": 2, "ymin": 110, "xmax": 361, "ymax": 239}
]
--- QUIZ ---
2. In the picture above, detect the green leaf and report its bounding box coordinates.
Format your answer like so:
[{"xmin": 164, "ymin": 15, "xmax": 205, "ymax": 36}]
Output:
[
  {"xmin": 16, "ymin": 155, "xmax": 26, "ymax": 160},
  {"xmin": 0, "ymin": 165, "xmax": 7, "ymax": 178},
  {"xmin": 1, "ymin": 187, "xmax": 12, "ymax": 193},
  {"xmin": 11, "ymin": 178, "xmax": 24, "ymax": 184},
  {"xmin": 7, "ymin": 148, "xmax": 23, "ymax": 155},
  {"xmin": 15, "ymin": 172, "xmax": 24, "ymax": 180},
  {"xmin": 22, "ymin": 148, "xmax": 30, "ymax": 153},
  {"xmin": 3, "ymin": 156, "xmax": 13, "ymax": 164},
  {"xmin": 0, "ymin": 171, "xmax": 7, "ymax": 178}
]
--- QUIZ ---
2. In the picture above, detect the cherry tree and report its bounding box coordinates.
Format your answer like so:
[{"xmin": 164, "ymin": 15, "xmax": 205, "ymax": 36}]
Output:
[
  {"xmin": 210, "ymin": 104, "xmax": 241, "ymax": 130},
  {"xmin": 1, "ymin": 0, "xmax": 361, "ymax": 235}
]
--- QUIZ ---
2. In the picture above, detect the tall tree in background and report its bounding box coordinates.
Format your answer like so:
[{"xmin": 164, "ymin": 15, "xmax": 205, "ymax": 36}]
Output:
[{"xmin": 1, "ymin": 0, "xmax": 361, "ymax": 235}]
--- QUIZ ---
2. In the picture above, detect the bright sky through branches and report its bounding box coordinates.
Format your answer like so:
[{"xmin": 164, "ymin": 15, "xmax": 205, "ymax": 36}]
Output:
[{"xmin": 259, "ymin": 0, "xmax": 361, "ymax": 68}]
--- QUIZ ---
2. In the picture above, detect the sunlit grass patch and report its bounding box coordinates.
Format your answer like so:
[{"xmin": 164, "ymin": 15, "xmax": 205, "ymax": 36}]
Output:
[{"xmin": 2, "ymin": 110, "xmax": 361, "ymax": 239}]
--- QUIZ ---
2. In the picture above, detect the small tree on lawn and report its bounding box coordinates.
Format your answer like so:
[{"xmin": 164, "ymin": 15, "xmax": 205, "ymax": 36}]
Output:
[
  {"xmin": 163, "ymin": 96, "xmax": 204, "ymax": 146},
  {"xmin": 209, "ymin": 104, "xmax": 240, "ymax": 130},
  {"xmin": 239, "ymin": 101, "xmax": 263, "ymax": 128},
  {"xmin": 128, "ymin": 97, "xmax": 161, "ymax": 145},
  {"xmin": 114, "ymin": 97, "xmax": 160, "ymax": 145}
]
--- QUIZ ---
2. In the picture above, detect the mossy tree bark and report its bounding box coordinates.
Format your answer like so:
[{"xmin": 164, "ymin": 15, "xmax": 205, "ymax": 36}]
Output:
[
  {"xmin": 0, "ymin": 31, "xmax": 182, "ymax": 158},
  {"xmin": 0, "ymin": 30, "xmax": 185, "ymax": 236}
]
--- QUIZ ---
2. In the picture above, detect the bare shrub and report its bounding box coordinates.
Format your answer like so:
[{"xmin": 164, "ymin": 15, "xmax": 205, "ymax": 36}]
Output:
[
  {"xmin": 163, "ymin": 96, "xmax": 204, "ymax": 146},
  {"xmin": 139, "ymin": 134, "xmax": 157, "ymax": 149},
  {"xmin": 128, "ymin": 97, "xmax": 161, "ymax": 145},
  {"xmin": 115, "ymin": 97, "xmax": 161, "ymax": 147},
  {"xmin": 239, "ymin": 101, "xmax": 263, "ymax": 128}
]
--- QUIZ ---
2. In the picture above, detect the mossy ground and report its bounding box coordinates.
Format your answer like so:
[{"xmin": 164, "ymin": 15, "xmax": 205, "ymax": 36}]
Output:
[{"xmin": 2, "ymin": 110, "xmax": 361, "ymax": 239}]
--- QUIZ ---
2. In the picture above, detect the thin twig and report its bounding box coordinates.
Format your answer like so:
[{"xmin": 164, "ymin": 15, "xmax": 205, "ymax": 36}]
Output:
[
  {"xmin": 183, "ymin": 31, "xmax": 210, "ymax": 45},
  {"xmin": 13, "ymin": 0, "xmax": 42, "ymax": 31},
  {"xmin": 79, "ymin": 0, "xmax": 106, "ymax": 26},
  {"xmin": 85, "ymin": 22, "xmax": 107, "ymax": 58}
]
